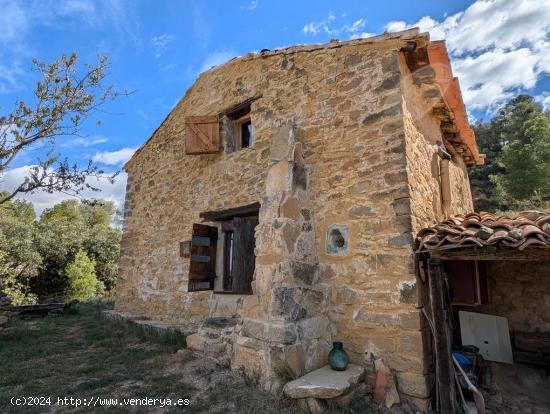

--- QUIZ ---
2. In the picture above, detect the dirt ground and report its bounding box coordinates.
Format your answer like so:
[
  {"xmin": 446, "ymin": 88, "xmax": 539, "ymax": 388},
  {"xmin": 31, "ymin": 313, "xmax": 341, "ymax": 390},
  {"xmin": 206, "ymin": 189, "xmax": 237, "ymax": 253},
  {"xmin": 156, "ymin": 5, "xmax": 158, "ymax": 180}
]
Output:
[{"xmin": 483, "ymin": 362, "xmax": 550, "ymax": 414}]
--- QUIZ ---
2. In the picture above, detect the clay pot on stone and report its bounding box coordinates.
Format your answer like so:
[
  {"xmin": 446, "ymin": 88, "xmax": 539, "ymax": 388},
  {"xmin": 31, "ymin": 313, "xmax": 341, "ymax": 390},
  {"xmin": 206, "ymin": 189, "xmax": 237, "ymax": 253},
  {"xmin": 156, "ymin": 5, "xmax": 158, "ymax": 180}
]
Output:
[{"xmin": 328, "ymin": 341, "xmax": 349, "ymax": 371}]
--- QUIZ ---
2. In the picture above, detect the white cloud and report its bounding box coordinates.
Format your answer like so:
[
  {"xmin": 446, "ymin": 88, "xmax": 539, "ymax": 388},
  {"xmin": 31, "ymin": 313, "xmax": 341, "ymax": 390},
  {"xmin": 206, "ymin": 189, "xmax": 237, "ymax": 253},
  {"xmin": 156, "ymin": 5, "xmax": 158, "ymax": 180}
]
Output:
[
  {"xmin": 63, "ymin": 136, "xmax": 108, "ymax": 147},
  {"xmin": 0, "ymin": 1, "xmax": 28, "ymax": 93},
  {"xmin": 151, "ymin": 33, "xmax": 175, "ymax": 58},
  {"xmin": 384, "ymin": 0, "xmax": 550, "ymax": 112},
  {"xmin": 240, "ymin": 0, "xmax": 258, "ymax": 10},
  {"xmin": 349, "ymin": 32, "xmax": 376, "ymax": 40},
  {"xmin": 92, "ymin": 147, "xmax": 137, "ymax": 165},
  {"xmin": 536, "ymin": 92, "xmax": 550, "ymax": 111},
  {"xmin": 199, "ymin": 51, "xmax": 235, "ymax": 73},
  {"xmin": 302, "ymin": 13, "xmax": 367, "ymax": 38},
  {"xmin": 0, "ymin": 1, "xmax": 29, "ymax": 46},
  {"xmin": 347, "ymin": 19, "xmax": 366, "ymax": 34},
  {"xmin": 59, "ymin": 0, "xmax": 97, "ymax": 17},
  {"xmin": 0, "ymin": 62, "xmax": 24, "ymax": 93},
  {"xmin": 0, "ymin": 165, "xmax": 127, "ymax": 215},
  {"xmin": 453, "ymin": 47, "xmax": 541, "ymax": 110},
  {"xmin": 385, "ymin": 20, "xmax": 408, "ymax": 33}
]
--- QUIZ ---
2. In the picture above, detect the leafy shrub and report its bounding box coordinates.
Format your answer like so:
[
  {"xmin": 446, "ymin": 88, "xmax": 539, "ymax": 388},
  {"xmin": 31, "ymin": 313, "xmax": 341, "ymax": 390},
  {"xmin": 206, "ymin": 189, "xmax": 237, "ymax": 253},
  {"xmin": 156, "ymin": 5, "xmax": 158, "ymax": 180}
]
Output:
[
  {"xmin": 65, "ymin": 250, "xmax": 99, "ymax": 301},
  {"xmin": 0, "ymin": 251, "xmax": 38, "ymax": 305}
]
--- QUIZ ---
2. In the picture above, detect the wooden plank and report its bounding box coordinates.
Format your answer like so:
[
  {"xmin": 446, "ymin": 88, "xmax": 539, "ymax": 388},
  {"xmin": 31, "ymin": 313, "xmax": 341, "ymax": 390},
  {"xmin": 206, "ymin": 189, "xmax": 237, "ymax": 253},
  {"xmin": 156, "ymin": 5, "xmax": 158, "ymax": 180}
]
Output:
[
  {"xmin": 200, "ymin": 202, "xmax": 260, "ymax": 222},
  {"xmin": 190, "ymin": 255, "xmax": 210, "ymax": 263},
  {"xmin": 187, "ymin": 116, "xmax": 219, "ymax": 123},
  {"xmin": 230, "ymin": 217, "xmax": 256, "ymax": 294},
  {"xmin": 188, "ymin": 122, "xmax": 211, "ymax": 148},
  {"xmin": 185, "ymin": 116, "xmax": 220, "ymax": 155},
  {"xmin": 220, "ymin": 96, "xmax": 261, "ymax": 119},
  {"xmin": 513, "ymin": 351, "xmax": 550, "ymax": 366},
  {"xmin": 188, "ymin": 224, "xmax": 217, "ymax": 290},
  {"xmin": 191, "ymin": 236, "xmax": 211, "ymax": 246},
  {"xmin": 1, "ymin": 303, "xmax": 68, "ymax": 313},
  {"xmin": 429, "ymin": 248, "xmax": 550, "ymax": 261},
  {"xmin": 428, "ymin": 258, "xmax": 457, "ymax": 413},
  {"xmin": 514, "ymin": 331, "xmax": 550, "ymax": 354}
]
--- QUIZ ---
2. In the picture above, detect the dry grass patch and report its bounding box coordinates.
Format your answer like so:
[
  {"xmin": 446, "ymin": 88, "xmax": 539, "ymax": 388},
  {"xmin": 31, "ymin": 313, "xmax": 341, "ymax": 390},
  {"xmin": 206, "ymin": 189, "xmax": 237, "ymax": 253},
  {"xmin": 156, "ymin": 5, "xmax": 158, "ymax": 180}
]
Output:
[
  {"xmin": 0, "ymin": 302, "xmax": 388, "ymax": 413},
  {"xmin": 0, "ymin": 303, "xmax": 301, "ymax": 413}
]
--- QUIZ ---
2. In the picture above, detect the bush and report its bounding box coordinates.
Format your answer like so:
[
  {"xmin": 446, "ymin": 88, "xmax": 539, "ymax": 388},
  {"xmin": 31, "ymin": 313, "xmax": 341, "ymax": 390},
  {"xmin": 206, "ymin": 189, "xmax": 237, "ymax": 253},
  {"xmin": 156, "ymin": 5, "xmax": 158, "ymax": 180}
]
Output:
[
  {"xmin": 0, "ymin": 250, "xmax": 37, "ymax": 305},
  {"xmin": 65, "ymin": 250, "xmax": 99, "ymax": 301}
]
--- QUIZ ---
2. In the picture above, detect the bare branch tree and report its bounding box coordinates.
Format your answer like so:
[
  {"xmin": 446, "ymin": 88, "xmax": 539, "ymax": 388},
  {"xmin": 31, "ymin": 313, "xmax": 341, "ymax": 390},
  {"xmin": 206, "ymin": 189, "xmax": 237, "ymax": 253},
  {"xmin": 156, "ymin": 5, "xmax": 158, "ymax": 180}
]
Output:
[{"xmin": 0, "ymin": 53, "xmax": 126, "ymax": 206}]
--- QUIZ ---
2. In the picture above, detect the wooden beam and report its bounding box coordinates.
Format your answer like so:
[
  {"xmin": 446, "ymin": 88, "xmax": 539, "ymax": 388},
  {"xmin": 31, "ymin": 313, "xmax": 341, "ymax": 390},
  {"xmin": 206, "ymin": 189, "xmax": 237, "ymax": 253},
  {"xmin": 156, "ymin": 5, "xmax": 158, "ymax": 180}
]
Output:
[
  {"xmin": 428, "ymin": 248, "xmax": 550, "ymax": 261},
  {"xmin": 200, "ymin": 202, "xmax": 260, "ymax": 222},
  {"xmin": 427, "ymin": 258, "xmax": 456, "ymax": 413},
  {"xmin": 220, "ymin": 96, "xmax": 261, "ymax": 119}
]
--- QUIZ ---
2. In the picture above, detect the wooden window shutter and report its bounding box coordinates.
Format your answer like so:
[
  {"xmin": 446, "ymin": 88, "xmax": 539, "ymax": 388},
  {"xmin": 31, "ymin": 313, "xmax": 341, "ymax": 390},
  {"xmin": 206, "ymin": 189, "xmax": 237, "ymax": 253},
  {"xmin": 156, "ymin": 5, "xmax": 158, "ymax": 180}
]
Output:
[
  {"xmin": 185, "ymin": 116, "xmax": 220, "ymax": 154},
  {"xmin": 230, "ymin": 217, "xmax": 257, "ymax": 293},
  {"xmin": 188, "ymin": 224, "xmax": 218, "ymax": 291}
]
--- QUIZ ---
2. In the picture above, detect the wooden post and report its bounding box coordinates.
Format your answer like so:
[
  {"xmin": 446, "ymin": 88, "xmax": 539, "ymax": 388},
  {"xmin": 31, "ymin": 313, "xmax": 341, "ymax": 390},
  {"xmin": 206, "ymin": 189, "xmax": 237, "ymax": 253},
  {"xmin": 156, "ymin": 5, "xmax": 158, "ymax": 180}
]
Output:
[{"xmin": 428, "ymin": 258, "xmax": 456, "ymax": 413}]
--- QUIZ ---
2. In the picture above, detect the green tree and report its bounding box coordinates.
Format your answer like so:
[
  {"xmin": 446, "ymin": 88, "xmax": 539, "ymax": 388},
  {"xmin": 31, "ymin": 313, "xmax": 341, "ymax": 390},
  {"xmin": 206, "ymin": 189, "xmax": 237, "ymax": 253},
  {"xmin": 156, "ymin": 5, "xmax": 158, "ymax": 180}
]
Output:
[
  {"xmin": 470, "ymin": 121, "xmax": 506, "ymax": 210},
  {"xmin": 0, "ymin": 53, "xmax": 123, "ymax": 206},
  {"xmin": 0, "ymin": 197, "xmax": 120, "ymax": 302},
  {"xmin": 65, "ymin": 250, "xmax": 99, "ymax": 302},
  {"xmin": 492, "ymin": 110, "xmax": 550, "ymax": 203},
  {"xmin": 33, "ymin": 200, "xmax": 88, "ymax": 297},
  {"xmin": 0, "ymin": 250, "xmax": 38, "ymax": 305},
  {"xmin": 471, "ymin": 95, "xmax": 550, "ymax": 210},
  {"xmin": 79, "ymin": 200, "xmax": 121, "ymax": 290},
  {"xmin": 31, "ymin": 199, "xmax": 120, "ymax": 297},
  {"xmin": 0, "ymin": 194, "xmax": 41, "ymax": 304}
]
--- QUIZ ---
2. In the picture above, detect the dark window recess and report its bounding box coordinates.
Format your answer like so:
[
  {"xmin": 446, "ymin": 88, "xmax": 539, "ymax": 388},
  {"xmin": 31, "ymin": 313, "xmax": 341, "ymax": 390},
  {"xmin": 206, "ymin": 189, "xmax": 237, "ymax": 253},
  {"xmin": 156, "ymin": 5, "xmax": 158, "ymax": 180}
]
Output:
[
  {"xmin": 445, "ymin": 260, "xmax": 489, "ymax": 306},
  {"xmin": 220, "ymin": 215, "xmax": 258, "ymax": 294},
  {"xmin": 240, "ymin": 120, "xmax": 253, "ymax": 148},
  {"xmin": 220, "ymin": 99, "xmax": 255, "ymax": 152},
  {"xmin": 188, "ymin": 224, "xmax": 218, "ymax": 292},
  {"xmin": 192, "ymin": 203, "xmax": 259, "ymax": 294},
  {"xmin": 223, "ymin": 230, "xmax": 234, "ymax": 291}
]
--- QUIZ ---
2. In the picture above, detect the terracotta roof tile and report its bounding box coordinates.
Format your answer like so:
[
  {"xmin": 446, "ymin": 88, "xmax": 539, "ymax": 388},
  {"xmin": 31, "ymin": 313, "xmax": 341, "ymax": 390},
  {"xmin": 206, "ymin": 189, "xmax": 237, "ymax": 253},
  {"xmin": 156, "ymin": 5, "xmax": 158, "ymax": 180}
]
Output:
[{"xmin": 415, "ymin": 212, "xmax": 550, "ymax": 252}]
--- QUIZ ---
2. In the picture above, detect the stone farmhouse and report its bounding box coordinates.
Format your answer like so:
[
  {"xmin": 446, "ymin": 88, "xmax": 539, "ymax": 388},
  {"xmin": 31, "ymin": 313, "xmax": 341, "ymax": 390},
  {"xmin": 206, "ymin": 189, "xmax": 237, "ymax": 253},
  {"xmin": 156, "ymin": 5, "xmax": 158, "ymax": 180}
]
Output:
[{"xmin": 115, "ymin": 28, "xmax": 491, "ymax": 409}]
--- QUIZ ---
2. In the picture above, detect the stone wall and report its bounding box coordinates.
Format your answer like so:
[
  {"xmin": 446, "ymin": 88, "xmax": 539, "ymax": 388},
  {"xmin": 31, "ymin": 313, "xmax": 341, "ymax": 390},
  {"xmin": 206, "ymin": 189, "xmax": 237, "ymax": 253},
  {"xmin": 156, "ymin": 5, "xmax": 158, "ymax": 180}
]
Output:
[
  {"xmin": 474, "ymin": 261, "xmax": 550, "ymax": 333},
  {"xmin": 399, "ymin": 54, "xmax": 473, "ymax": 236},
  {"xmin": 116, "ymin": 35, "xmax": 476, "ymax": 409},
  {"xmin": 395, "ymin": 52, "xmax": 474, "ymax": 406}
]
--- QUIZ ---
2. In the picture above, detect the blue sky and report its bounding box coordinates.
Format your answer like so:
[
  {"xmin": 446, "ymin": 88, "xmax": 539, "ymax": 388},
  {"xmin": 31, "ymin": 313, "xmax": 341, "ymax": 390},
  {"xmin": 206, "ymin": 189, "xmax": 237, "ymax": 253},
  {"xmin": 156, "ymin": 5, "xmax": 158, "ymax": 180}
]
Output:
[{"xmin": 1, "ymin": 0, "xmax": 549, "ymax": 212}]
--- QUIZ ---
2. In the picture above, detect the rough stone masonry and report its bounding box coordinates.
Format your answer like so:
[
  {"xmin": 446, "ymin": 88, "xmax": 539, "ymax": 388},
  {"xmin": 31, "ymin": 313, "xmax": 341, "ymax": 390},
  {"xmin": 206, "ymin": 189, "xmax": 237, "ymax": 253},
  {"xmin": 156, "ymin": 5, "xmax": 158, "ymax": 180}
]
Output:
[{"xmin": 115, "ymin": 28, "xmax": 481, "ymax": 410}]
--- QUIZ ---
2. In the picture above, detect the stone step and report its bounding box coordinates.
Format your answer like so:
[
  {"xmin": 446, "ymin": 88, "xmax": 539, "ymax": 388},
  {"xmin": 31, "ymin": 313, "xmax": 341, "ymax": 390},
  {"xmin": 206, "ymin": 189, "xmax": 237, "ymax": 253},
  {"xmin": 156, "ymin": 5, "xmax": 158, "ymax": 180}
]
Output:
[
  {"xmin": 208, "ymin": 295, "xmax": 244, "ymax": 318},
  {"xmin": 186, "ymin": 317, "xmax": 237, "ymax": 359}
]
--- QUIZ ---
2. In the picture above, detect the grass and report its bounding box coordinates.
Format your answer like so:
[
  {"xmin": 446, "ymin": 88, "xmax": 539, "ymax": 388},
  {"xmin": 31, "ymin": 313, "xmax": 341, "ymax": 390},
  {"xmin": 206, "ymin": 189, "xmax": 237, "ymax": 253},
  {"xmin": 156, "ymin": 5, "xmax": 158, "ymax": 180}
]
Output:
[
  {"xmin": 0, "ymin": 302, "xmax": 384, "ymax": 413},
  {"xmin": 0, "ymin": 302, "xmax": 299, "ymax": 413}
]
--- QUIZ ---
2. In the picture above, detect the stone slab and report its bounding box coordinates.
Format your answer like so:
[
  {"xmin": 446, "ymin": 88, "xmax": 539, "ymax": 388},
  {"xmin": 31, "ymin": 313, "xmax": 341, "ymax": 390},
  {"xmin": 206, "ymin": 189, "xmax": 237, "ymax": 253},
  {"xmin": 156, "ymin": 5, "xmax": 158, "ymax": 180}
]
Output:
[
  {"xmin": 102, "ymin": 310, "xmax": 196, "ymax": 336},
  {"xmin": 283, "ymin": 364, "xmax": 365, "ymax": 399}
]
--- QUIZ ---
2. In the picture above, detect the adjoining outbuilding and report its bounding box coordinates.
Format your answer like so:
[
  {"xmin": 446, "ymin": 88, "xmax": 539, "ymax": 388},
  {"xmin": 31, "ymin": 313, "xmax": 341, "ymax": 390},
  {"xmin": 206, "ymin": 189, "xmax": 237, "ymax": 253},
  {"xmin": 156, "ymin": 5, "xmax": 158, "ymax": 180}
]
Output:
[{"xmin": 416, "ymin": 211, "xmax": 550, "ymax": 412}]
